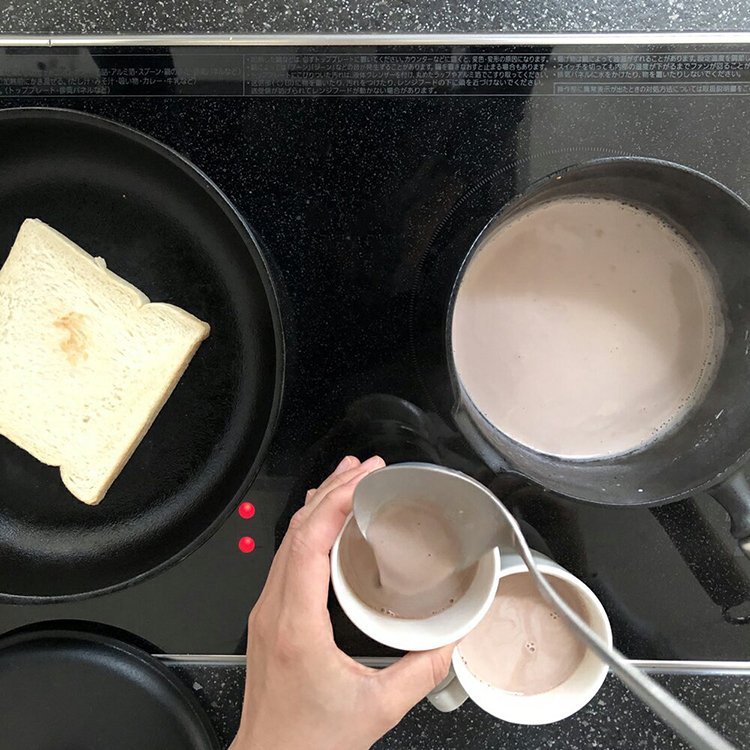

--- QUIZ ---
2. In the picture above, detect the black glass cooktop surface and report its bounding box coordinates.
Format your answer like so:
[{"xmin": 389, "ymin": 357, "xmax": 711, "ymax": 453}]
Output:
[{"xmin": 0, "ymin": 43, "xmax": 749, "ymax": 659}]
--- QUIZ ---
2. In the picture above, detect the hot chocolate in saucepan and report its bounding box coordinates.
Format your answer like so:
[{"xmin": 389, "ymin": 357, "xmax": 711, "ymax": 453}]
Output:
[{"xmin": 452, "ymin": 197, "xmax": 723, "ymax": 459}]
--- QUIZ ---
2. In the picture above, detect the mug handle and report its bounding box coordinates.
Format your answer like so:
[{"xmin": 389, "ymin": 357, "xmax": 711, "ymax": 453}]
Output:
[
  {"xmin": 427, "ymin": 666, "xmax": 469, "ymax": 713},
  {"xmin": 708, "ymin": 469, "xmax": 750, "ymax": 558}
]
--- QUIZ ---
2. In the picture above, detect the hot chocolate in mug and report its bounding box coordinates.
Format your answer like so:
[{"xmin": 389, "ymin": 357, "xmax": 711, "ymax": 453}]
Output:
[
  {"xmin": 428, "ymin": 550, "xmax": 612, "ymax": 725},
  {"xmin": 331, "ymin": 514, "xmax": 500, "ymax": 652}
]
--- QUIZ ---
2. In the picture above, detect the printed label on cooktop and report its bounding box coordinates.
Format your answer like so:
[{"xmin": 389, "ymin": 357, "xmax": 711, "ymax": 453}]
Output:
[{"xmin": 2, "ymin": 49, "xmax": 750, "ymax": 96}]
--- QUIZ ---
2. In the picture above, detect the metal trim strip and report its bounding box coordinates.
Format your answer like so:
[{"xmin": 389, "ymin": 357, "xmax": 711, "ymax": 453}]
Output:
[
  {"xmin": 3, "ymin": 32, "xmax": 750, "ymax": 47},
  {"xmin": 154, "ymin": 654, "xmax": 750, "ymax": 674}
]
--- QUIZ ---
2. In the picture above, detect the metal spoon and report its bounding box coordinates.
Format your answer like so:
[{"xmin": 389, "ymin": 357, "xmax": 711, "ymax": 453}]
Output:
[{"xmin": 353, "ymin": 463, "xmax": 735, "ymax": 750}]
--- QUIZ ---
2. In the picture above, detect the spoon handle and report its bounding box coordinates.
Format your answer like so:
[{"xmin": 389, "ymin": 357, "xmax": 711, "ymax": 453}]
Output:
[{"xmin": 509, "ymin": 521, "xmax": 736, "ymax": 750}]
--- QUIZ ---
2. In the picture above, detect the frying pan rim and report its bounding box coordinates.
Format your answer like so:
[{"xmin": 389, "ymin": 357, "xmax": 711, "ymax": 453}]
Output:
[
  {"xmin": 445, "ymin": 155, "xmax": 750, "ymax": 508},
  {"xmin": 0, "ymin": 625, "xmax": 221, "ymax": 749},
  {"xmin": 0, "ymin": 106, "xmax": 285, "ymax": 603}
]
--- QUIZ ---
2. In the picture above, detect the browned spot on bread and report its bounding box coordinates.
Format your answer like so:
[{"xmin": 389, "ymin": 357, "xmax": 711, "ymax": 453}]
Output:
[{"xmin": 54, "ymin": 312, "xmax": 88, "ymax": 365}]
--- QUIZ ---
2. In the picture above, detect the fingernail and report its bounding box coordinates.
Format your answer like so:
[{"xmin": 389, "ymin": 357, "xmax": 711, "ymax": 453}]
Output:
[
  {"xmin": 361, "ymin": 455, "xmax": 385, "ymax": 470},
  {"xmin": 334, "ymin": 456, "xmax": 354, "ymax": 474}
]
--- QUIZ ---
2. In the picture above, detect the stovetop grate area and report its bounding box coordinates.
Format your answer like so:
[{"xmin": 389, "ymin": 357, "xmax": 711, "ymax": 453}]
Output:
[{"xmin": 0, "ymin": 44, "xmax": 749, "ymax": 660}]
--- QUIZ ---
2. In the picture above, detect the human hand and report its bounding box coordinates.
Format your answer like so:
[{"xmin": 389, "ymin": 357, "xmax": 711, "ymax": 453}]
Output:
[{"xmin": 230, "ymin": 455, "xmax": 454, "ymax": 750}]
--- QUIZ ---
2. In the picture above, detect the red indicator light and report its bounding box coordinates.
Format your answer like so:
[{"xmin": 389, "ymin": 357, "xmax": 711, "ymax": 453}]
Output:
[
  {"xmin": 238, "ymin": 537, "xmax": 255, "ymax": 553},
  {"xmin": 238, "ymin": 502, "xmax": 255, "ymax": 519}
]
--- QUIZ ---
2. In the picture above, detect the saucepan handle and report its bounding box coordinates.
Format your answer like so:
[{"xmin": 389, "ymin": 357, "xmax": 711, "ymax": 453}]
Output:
[{"xmin": 707, "ymin": 470, "xmax": 750, "ymax": 559}]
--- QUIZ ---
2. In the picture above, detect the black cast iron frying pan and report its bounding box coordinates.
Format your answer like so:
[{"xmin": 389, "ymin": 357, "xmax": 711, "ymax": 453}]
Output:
[
  {"xmin": 0, "ymin": 626, "xmax": 219, "ymax": 750},
  {"xmin": 0, "ymin": 108, "xmax": 283, "ymax": 601},
  {"xmin": 449, "ymin": 158, "xmax": 750, "ymax": 558}
]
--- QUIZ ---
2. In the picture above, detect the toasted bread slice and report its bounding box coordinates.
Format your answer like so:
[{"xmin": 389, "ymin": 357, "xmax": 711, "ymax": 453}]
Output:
[{"xmin": 0, "ymin": 219, "xmax": 210, "ymax": 505}]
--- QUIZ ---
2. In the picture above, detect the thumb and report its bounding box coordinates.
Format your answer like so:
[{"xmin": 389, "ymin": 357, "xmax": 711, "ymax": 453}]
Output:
[{"xmin": 376, "ymin": 643, "xmax": 455, "ymax": 716}]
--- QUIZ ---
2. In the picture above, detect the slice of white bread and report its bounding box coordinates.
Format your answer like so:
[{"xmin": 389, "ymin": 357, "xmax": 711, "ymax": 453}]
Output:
[{"xmin": 0, "ymin": 219, "xmax": 210, "ymax": 505}]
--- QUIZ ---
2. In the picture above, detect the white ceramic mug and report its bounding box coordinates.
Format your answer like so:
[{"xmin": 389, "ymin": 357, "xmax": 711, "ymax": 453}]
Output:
[
  {"xmin": 331, "ymin": 514, "xmax": 501, "ymax": 652},
  {"xmin": 428, "ymin": 550, "xmax": 612, "ymax": 724}
]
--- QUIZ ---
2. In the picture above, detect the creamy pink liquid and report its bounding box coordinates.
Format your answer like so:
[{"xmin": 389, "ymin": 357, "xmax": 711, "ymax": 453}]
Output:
[
  {"xmin": 458, "ymin": 572, "xmax": 587, "ymax": 696},
  {"xmin": 340, "ymin": 499, "xmax": 477, "ymax": 619},
  {"xmin": 452, "ymin": 198, "xmax": 723, "ymax": 459}
]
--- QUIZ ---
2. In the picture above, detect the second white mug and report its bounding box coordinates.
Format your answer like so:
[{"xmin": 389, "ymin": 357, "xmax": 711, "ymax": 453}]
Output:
[{"xmin": 428, "ymin": 549, "xmax": 612, "ymax": 724}]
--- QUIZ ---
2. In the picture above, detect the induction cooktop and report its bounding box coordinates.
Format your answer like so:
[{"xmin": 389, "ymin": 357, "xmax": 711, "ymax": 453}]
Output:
[{"xmin": 0, "ymin": 37, "xmax": 749, "ymax": 671}]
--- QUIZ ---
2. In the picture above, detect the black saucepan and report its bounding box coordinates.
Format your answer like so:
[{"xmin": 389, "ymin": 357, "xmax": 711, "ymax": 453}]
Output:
[
  {"xmin": 449, "ymin": 157, "xmax": 750, "ymax": 558},
  {"xmin": 0, "ymin": 108, "xmax": 283, "ymax": 601}
]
